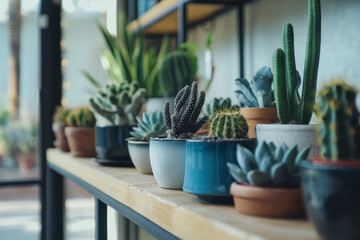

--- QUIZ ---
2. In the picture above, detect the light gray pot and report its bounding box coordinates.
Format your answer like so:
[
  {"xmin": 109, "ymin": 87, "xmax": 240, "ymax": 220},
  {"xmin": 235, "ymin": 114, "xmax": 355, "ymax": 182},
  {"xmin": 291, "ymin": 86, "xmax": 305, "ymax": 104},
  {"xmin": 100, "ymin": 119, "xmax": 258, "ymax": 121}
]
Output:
[
  {"xmin": 146, "ymin": 97, "xmax": 175, "ymax": 113},
  {"xmin": 128, "ymin": 140, "xmax": 152, "ymax": 174},
  {"xmin": 149, "ymin": 138, "xmax": 186, "ymax": 189},
  {"xmin": 256, "ymin": 124, "xmax": 320, "ymax": 158}
]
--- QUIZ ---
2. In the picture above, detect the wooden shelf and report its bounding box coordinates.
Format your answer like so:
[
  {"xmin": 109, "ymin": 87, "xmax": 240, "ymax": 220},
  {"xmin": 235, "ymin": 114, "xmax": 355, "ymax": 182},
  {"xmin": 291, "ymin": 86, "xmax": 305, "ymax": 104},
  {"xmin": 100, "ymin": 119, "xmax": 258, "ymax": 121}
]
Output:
[
  {"xmin": 47, "ymin": 149, "xmax": 319, "ymax": 240},
  {"xmin": 128, "ymin": 0, "xmax": 244, "ymax": 34}
]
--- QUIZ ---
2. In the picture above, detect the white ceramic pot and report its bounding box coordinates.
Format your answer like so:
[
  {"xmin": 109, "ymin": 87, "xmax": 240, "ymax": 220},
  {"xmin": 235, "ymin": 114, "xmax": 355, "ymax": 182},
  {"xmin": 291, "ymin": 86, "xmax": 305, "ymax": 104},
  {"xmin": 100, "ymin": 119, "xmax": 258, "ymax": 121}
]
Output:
[
  {"xmin": 128, "ymin": 140, "xmax": 152, "ymax": 174},
  {"xmin": 146, "ymin": 97, "xmax": 175, "ymax": 113},
  {"xmin": 149, "ymin": 138, "xmax": 186, "ymax": 189},
  {"xmin": 256, "ymin": 124, "xmax": 320, "ymax": 158}
]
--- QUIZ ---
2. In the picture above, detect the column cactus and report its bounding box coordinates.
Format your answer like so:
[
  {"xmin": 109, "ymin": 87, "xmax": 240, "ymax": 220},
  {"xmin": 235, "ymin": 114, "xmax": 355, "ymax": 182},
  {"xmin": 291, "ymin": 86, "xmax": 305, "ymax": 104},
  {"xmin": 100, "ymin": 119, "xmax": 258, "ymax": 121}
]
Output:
[
  {"xmin": 209, "ymin": 109, "xmax": 248, "ymax": 139},
  {"xmin": 316, "ymin": 80, "xmax": 360, "ymax": 161},
  {"xmin": 273, "ymin": 0, "xmax": 321, "ymax": 124}
]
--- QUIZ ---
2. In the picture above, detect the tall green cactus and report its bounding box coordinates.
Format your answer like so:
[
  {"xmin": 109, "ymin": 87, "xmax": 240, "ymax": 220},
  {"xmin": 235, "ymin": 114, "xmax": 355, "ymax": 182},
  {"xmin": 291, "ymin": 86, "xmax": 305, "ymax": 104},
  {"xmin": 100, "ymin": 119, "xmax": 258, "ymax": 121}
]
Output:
[
  {"xmin": 273, "ymin": 0, "xmax": 321, "ymax": 124},
  {"xmin": 159, "ymin": 51, "xmax": 196, "ymax": 97},
  {"xmin": 316, "ymin": 80, "xmax": 360, "ymax": 161},
  {"xmin": 209, "ymin": 109, "xmax": 248, "ymax": 139},
  {"xmin": 89, "ymin": 81, "xmax": 146, "ymax": 125}
]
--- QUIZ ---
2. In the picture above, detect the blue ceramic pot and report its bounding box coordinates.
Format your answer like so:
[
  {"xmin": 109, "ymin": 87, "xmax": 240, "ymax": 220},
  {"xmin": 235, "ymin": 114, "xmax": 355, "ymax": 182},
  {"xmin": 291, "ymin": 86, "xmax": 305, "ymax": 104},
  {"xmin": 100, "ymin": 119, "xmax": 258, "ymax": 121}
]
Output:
[
  {"xmin": 183, "ymin": 138, "xmax": 257, "ymax": 203},
  {"xmin": 95, "ymin": 125, "xmax": 133, "ymax": 161},
  {"xmin": 300, "ymin": 160, "xmax": 360, "ymax": 240}
]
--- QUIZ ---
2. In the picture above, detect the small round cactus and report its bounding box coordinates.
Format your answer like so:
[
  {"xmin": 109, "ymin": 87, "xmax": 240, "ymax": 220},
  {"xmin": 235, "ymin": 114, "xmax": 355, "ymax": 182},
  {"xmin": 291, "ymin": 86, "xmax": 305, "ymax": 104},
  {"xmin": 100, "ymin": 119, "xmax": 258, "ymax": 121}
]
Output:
[
  {"xmin": 53, "ymin": 106, "xmax": 71, "ymax": 123},
  {"xmin": 66, "ymin": 106, "xmax": 96, "ymax": 127},
  {"xmin": 209, "ymin": 109, "xmax": 248, "ymax": 139}
]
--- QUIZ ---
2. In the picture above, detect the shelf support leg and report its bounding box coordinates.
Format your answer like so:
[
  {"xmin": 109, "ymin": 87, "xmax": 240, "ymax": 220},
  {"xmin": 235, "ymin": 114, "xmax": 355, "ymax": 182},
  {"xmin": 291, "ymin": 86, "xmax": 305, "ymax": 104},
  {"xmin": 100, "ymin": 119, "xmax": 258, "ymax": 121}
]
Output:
[
  {"xmin": 95, "ymin": 198, "xmax": 108, "ymax": 240},
  {"xmin": 178, "ymin": 3, "xmax": 187, "ymax": 45},
  {"xmin": 46, "ymin": 167, "xmax": 64, "ymax": 240}
]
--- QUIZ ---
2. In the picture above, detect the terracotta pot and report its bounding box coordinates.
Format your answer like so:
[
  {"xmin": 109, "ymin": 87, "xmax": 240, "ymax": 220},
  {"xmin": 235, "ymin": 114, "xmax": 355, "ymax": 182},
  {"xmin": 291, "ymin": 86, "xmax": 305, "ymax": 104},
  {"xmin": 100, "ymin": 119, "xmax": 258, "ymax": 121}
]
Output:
[
  {"xmin": 196, "ymin": 125, "xmax": 209, "ymax": 136},
  {"xmin": 52, "ymin": 122, "xmax": 70, "ymax": 152},
  {"xmin": 230, "ymin": 182, "xmax": 304, "ymax": 218},
  {"xmin": 65, "ymin": 127, "xmax": 96, "ymax": 158},
  {"xmin": 17, "ymin": 152, "xmax": 36, "ymax": 170},
  {"xmin": 312, "ymin": 157, "xmax": 360, "ymax": 166},
  {"xmin": 240, "ymin": 107, "xmax": 279, "ymax": 138}
]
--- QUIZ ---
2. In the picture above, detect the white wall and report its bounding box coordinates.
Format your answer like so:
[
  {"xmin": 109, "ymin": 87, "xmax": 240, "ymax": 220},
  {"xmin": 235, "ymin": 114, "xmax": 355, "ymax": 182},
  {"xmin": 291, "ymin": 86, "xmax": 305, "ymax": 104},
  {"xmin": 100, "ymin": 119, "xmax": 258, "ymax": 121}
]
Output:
[{"xmin": 188, "ymin": 0, "xmax": 360, "ymax": 105}]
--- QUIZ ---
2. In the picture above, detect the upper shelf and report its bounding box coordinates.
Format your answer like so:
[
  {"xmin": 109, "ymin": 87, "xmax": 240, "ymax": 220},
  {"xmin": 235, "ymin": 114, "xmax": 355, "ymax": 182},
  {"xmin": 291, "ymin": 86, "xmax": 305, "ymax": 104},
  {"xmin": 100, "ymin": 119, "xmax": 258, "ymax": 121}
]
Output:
[{"xmin": 128, "ymin": 0, "xmax": 245, "ymax": 34}]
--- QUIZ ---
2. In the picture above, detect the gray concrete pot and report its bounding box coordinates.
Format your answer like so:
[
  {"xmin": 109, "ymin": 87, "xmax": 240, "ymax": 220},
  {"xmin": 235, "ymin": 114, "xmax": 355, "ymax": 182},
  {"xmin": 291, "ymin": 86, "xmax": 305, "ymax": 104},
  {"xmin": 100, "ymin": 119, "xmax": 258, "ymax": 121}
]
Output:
[
  {"xmin": 149, "ymin": 138, "xmax": 186, "ymax": 189},
  {"xmin": 128, "ymin": 140, "xmax": 152, "ymax": 174},
  {"xmin": 256, "ymin": 124, "xmax": 320, "ymax": 158}
]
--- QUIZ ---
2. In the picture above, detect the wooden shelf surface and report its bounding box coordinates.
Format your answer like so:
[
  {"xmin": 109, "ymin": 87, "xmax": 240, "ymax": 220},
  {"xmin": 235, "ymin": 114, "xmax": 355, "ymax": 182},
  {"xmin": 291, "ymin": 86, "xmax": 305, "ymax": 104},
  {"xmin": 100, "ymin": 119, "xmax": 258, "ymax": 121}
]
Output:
[
  {"xmin": 128, "ymin": 0, "xmax": 243, "ymax": 34},
  {"xmin": 47, "ymin": 149, "xmax": 319, "ymax": 240}
]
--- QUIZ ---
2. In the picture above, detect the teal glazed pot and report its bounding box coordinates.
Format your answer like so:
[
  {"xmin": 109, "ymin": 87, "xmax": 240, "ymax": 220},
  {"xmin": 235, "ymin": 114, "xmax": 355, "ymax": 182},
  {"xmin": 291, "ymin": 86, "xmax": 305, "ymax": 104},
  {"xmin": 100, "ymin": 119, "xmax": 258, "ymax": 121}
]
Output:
[
  {"xmin": 183, "ymin": 138, "xmax": 257, "ymax": 203},
  {"xmin": 95, "ymin": 125, "xmax": 133, "ymax": 161}
]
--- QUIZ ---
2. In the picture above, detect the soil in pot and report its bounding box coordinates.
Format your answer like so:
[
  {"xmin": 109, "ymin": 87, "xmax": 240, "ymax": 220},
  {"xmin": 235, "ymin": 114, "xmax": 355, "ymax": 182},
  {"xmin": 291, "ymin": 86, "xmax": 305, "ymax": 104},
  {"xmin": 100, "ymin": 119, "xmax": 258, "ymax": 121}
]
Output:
[
  {"xmin": 240, "ymin": 107, "xmax": 279, "ymax": 138},
  {"xmin": 128, "ymin": 140, "xmax": 152, "ymax": 174},
  {"xmin": 184, "ymin": 137, "xmax": 257, "ymax": 204},
  {"xmin": 52, "ymin": 122, "xmax": 70, "ymax": 152},
  {"xmin": 230, "ymin": 182, "xmax": 304, "ymax": 218},
  {"xmin": 65, "ymin": 127, "xmax": 96, "ymax": 158},
  {"xmin": 95, "ymin": 125, "xmax": 133, "ymax": 162},
  {"xmin": 300, "ymin": 160, "xmax": 360, "ymax": 240}
]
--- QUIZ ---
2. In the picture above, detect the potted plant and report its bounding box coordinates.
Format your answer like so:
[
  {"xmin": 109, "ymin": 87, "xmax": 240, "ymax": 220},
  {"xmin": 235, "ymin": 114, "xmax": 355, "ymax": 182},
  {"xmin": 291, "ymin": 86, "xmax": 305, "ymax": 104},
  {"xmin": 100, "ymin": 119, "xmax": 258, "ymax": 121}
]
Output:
[
  {"xmin": 235, "ymin": 66, "xmax": 279, "ymax": 138},
  {"xmin": 149, "ymin": 81, "xmax": 207, "ymax": 189},
  {"xmin": 183, "ymin": 109, "xmax": 257, "ymax": 203},
  {"xmin": 52, "ymin": 106, "xmax": 71, "ymax": 152},
  {"xmin": 256, "ymin": 0, "xmax": 321, "ymax": 158},
  {"xmin": 89, "ymin": 81, "xmax": 146, "ymax": 163},
  {"xmin": 127, "ymin": 111, "xmax": 166, "ymax": 174},
  {"xmin": 65, "ymin": 106, "xmax": 97, "ymax": 158},
  {"xmin": 198, "ymin": 97, "xmax": 234, "ymax": 136},
  {"xmin": 229, "ymin": 141, "xmax": 310, "ymax": 218},
  {"xmin": 300, "ymin": 80, "xmax": 360, "ymax": 240}
]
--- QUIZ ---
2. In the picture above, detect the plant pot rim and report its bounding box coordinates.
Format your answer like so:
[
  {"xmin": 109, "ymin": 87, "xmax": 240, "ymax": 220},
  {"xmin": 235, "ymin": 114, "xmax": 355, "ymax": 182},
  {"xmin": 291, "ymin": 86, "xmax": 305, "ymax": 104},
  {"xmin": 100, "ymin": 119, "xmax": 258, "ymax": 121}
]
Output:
[
  {"xmin": 65, "ymin": 126, "xmax": 95, "ymax": 130},
  {"xmin": 300, "ymin": 159, "xmax": 360, "ymax": 170},
  {"xmin": 256, "ymin": 123, "xmax": 318, "ymax": 129},
  {"xmin": 128, "ymin": 140, "xmax": 149, "ymax": 145},
  {"xmin": 240, "ymin": 107, "xmax": 276, "ymax": 110},
  {"xmin": 230, "ymin": 182, "xmax": 301, "ymax": 200},
  {"xmin": 186, "ymin": 137, "xmax": 256, "ymax": 143},
  {"xmin": 150, "ymin": 137, "xmax": 186, "ymax": 142}
]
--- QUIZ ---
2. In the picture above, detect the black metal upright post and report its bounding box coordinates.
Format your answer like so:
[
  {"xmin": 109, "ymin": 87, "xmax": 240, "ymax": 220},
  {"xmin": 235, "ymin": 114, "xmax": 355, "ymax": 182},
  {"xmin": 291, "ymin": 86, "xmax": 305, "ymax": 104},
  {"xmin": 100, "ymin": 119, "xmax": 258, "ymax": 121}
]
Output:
[
  {"xmin": 95, "ymin": 198, "xmax": 108, "ymax": 240},
  {"xmin": 178, "ymin": 3, "xmax": 187, "ymax": 45},
  {"xmin": 40, "ymin": 0, "xmax": 62, "ymax": 239},
  {"xmin": 238, "ymin": 3, "xmax": 245, "ymax": 78}
]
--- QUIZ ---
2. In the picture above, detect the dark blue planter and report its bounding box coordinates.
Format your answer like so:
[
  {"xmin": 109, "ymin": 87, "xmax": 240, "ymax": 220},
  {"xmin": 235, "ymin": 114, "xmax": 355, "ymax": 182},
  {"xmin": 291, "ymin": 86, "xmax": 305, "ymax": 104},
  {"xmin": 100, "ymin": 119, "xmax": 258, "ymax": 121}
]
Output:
[
  {"xmin": 95, "ymin": 125, "xmax": 133, "ymax": 162},
  {"xmin": 183, "ymin": 138, "xmax": 257, "ymax": 203},
  {"xmin": 300, "ymin": 161, "xmax": 360, "ymax": 240}
]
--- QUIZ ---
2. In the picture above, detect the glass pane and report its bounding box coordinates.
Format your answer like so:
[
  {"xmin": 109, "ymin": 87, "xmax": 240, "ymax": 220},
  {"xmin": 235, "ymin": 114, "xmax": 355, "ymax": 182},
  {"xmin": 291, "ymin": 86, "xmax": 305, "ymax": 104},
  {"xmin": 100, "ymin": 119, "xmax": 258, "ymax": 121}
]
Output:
[{"xmin": 0, "ymin": 0, "xmax": 40, "ymax": 181}]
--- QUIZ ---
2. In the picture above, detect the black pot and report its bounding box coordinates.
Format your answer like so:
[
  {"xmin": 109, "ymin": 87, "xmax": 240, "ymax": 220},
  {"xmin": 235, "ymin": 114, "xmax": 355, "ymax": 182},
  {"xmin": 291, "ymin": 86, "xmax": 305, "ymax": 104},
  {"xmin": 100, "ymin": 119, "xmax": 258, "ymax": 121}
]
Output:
[
  {"xmin": 95, "ymin": 125, "xmax": 133, "ymax": 161},
  {"xmin": 300, "ymin": 161, "xmax": 360, "ymax": 240}
]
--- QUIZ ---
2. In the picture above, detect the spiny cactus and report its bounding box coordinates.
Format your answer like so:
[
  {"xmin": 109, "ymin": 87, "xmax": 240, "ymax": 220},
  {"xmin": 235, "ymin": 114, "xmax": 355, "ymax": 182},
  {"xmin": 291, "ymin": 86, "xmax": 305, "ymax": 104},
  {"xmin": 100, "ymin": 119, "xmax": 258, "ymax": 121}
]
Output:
[
  {"xmin": 204, "ymin": 97, "xmax": 238, "ymax": 120},
  {"xmin": 228, "ymin": 142, "xmax": 310, "ymax": 187},
  {"xmin": 273, "ymin": 0, "xmax": 321, "ymax": 124},
  {"xmin": 159, "ymin": 51, "xmax": 195, "ymax": 97},
  {"xmin": 66, "ymin": 106, "xmax": 96, "ymax": 127},
  {"xmin": 163, "ymin": 81, "xmax": 207, "ymax": 139},
  {"xmin": 316, "ymin": 80, "xmax": 360, "ymax": 161},
  {"xmin": 53, "ymin": 106, "xmax": 71, "ymax": 123},
  {"xmin": 209, "ymin": 109, "xmax": 248, "ymax": 139},
  {"xmin": 235, "ymin": 66, "xmax": 274, "ymax": 108},
  {"xmin": 89, "ymin": 81, "xmax": 146, "ymax": 125},
  {"xmin": 129, "ymin": 111, "xmax": 167, "ymax": 141}
]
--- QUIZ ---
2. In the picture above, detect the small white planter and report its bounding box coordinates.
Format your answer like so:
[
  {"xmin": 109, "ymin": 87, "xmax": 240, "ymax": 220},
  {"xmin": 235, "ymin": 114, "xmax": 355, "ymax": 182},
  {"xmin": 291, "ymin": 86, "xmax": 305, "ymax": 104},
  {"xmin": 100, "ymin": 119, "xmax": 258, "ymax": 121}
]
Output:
[
  {"xmin": 256, "ymin": 124, "xmax": 320, "ymax": 158},
  {"xmin": 149, "ymin": 138, "xmax": 186, "ymax": 189},
  {"xmin": 146, "ymin": 97, "xmax": 175, "ymax": 113},
  {"xmin": 128, "ymin": 140, "xmax": 152, "ymax": 174}
]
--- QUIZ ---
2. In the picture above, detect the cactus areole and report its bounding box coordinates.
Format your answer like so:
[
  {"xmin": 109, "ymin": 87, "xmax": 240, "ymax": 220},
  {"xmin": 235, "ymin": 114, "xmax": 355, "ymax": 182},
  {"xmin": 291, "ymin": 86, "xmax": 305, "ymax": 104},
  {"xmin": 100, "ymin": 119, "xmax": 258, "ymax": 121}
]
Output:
[{"xmin": 273, "ymin": 0, "xmax": 321, "ymax": 124}]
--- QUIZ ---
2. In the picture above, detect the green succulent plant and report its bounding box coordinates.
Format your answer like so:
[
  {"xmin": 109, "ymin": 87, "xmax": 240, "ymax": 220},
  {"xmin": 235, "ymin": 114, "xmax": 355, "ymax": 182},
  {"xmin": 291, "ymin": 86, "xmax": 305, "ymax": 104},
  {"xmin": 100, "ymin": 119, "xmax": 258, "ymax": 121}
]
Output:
[
  {"xmin": 66, "ymin": 106, "xmax": 96, "ymax": 127},
  {"xmin": 235, "ymin": 66, "xmax": 274, "ymax": 108},
  {"xmin": 53, "ymin": 106, "xmax": 71, "ymax": 123},
  {"xmin": 227, "ymin": 142, "xmax": 310, "ymax": 187},
  {"xmin": 129, "ymin": 111, "xmax": 167, "ymax": 141},
  {"xmin": 273, "ymin": 0, "xmax": 321, "ymax": 124},
  {"xmin": 209, "ymin": 109, "xmax": 248, "ymax": 139},
  {"xmin": 89, "ymin": 81, "xmax": 146, "ymax": 125},
  {"xmin": 316, "ymin": 80, "xmax": 360, "ymax": 161},
  {"xmin": 163, "ymin": 81, "xmax": 207, "ymax": 139},
  {"xmin": 204, "ymin": 97, "xmax": 234, "ymax": 120}
]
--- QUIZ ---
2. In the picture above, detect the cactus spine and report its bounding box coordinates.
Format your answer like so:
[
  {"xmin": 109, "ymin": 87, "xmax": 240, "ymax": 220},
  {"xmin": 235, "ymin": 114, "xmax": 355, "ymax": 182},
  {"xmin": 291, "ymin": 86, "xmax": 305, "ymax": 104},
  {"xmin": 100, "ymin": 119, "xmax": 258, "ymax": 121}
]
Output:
[
  {"xmin": 316, "ymin": 80, "xmax": 360, "ymax": 161},
  {"xmin": 209, "ymin": 109, "xmax": 248, "ymax": 139},
  {"xmin": 273, "ymin": 0, "xmax": 321, "ymax": 124},
  {"xmin": 163, "ymin": 81, "xmax": 207, "ymax": 139},
  {"xmin": 204, "ymin": 97, "xmax": 234, "ymax": 120},
  {"xmin": 159, "ymin": 51, "xmax": 195, "ymax": 97}
]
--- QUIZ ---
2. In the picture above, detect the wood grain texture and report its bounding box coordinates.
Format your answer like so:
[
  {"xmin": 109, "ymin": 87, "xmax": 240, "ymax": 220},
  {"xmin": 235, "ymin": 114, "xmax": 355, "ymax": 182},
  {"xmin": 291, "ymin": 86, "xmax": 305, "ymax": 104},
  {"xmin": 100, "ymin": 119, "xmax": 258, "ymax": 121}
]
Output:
[{"xmin": 47, "ymin": 149, "xmax": 319, "ymax": 240}]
